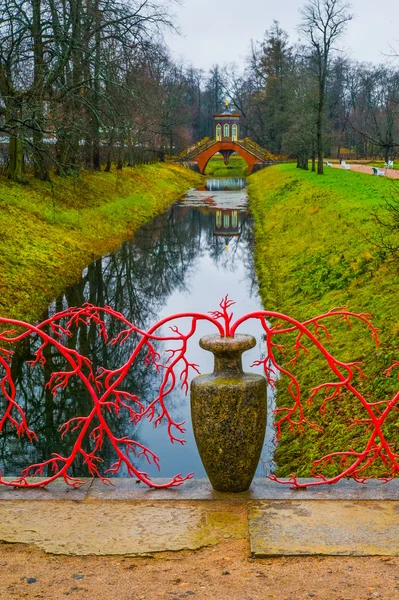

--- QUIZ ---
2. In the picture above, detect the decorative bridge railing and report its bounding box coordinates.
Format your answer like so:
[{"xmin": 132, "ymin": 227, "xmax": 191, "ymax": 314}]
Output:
[
  {"xmin": 0, "ymin": 296, "xmax": 398, "ymax": 490},
  {"xmin": 174, "ymin": 137, "xmax": 276, "ymax": 163},
  {"xmin": 177, "ymin": 137, "xmax": 212, "ymax": 161},
  {"xmin": 238, "ymin": 137, "xmax": 276, "ymax": 162}
]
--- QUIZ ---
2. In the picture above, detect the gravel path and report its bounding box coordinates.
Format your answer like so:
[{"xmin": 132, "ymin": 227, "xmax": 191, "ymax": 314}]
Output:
[
  {"xmin": 330, "ymin": 163, "xmax": 399, "ymax": 179},
  {"xmin": 1, "ymin": 540, "xmax": 399, "ymax": 599}
]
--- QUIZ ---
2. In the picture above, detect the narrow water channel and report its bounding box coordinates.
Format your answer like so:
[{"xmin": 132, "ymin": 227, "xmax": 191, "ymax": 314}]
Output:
[{"xmin": 1, "ymin": 178, "xmax": 276, "ymax": 480}]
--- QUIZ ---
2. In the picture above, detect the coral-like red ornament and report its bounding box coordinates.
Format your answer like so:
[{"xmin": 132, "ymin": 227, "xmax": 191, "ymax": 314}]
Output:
[{"xmin": 0, "ymin": 296, "xmax": 397, "ymax": 489}]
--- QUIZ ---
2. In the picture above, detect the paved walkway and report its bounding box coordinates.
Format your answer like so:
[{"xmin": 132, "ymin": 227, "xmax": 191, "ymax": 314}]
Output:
[
  {"xmin": 2, "ymin": 478, "xmax": 399, "ymax": 557},
  {"xmin": 330, "ymin": 163, "xmax": 399, "ymax": 178}
]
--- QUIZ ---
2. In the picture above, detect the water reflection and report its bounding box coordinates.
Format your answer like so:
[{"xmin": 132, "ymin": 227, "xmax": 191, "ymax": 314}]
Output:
[
  {"xmin": 214, "ymin": 208, "xmax": 241, "ymax": 251},
  {"xmin": 202, "ymin": 178, "xmax": 247, "ymax": 191},
  {"xmin": 0, "ymin": 179, "xmax": 276, "ymax": 479}
]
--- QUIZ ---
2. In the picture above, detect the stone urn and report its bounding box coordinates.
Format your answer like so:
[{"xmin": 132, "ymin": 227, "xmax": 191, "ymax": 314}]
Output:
[{"xmin": 190, "ymin": 334, "xmax": 266, "ymax": 493}]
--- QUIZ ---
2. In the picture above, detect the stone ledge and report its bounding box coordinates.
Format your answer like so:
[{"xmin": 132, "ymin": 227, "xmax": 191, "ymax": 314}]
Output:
[
  {"xmin": 87, "ymin": 477, "xmax": 399, "ymax": 501},
  {"xmin": 2, "ymin": 477, "xmax": 399, "ymax": 501},
  {"xmin": 0, "ymin": 478, "xmax": 93, "ymax": 501}
]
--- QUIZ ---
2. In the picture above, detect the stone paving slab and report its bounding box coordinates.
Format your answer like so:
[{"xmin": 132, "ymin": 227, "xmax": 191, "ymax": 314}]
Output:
[
  {"xmin": 2, "ymin": 479, "xmax": 399, "ymax": 557},
  {"xmin": 248, "ymin": 500, "xmax": 399, "ymax": 557},
  {"xmin": 0, "ymin": 478, "xmax": 93, "ymax": 501},
  {"xmin": 2, "ymin": 487, "xmax": 399, "ymax": 556},
  {"xmin": 0, "ymin": 501, "xmax": 247, "ymax": 555}
]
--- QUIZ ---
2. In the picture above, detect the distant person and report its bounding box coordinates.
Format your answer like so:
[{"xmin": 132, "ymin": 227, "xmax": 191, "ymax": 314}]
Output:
[{"xmin": 339, "ymin": 154, "xmax": 343, "ymax": 164}]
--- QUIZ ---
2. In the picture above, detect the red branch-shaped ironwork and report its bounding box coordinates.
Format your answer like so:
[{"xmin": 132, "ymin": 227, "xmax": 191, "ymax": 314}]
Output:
[{"xmin": 0, "ymin": 295, "xmax": 398, "ymax": 489}]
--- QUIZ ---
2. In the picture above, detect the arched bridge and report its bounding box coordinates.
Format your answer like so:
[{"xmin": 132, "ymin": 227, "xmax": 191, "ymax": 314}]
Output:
[{"xmin": 176, "ymin": 137, "xmax": 276, "ymax": 174}]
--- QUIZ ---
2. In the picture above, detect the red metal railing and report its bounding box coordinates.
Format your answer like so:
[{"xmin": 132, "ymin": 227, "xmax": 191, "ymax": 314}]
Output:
[{"xmin": 0, "ymin": 296, "xmax": 398, "ymax": 489}]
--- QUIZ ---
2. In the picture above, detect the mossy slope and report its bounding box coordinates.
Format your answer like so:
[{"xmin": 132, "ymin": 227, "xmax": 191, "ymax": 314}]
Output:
[
  {"xmin": 249, "ymin": 164, "xmax": 399, "ymax": 477},
  {"xmin": 0, "ymin": 164, "xmax": 201, "ymax": 322}
]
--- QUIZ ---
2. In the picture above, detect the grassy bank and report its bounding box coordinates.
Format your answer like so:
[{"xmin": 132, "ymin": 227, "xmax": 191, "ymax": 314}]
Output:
[
  {"xmin": 249, "ymin": 164, "xmax": 399, "ymax": 477},
  {"xmin": 0, "ymin": 163, "xmax": 202, "ymax": 322}
]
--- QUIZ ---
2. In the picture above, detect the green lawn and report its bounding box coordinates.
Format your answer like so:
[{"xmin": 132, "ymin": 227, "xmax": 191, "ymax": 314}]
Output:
[
  {"xmin": 249, "ymin": 164, "xmax": 399, "ymax": 478},
  {"xmin": 369, "ymin": 161, "xmax": 399, "ymax": 170},
  {"xmin": 205, "ymin": 155, "xmax": 249, "ymax": 178},
  {"xmin": 0, "ymin": 163, "xmax": 201, "ymax": 322}
]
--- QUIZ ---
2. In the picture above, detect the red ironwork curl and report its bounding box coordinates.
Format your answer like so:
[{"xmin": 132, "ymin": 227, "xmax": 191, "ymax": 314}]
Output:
[{"xmin": 0, "ymin": 295, "xmax": 398, "ymax": 489}]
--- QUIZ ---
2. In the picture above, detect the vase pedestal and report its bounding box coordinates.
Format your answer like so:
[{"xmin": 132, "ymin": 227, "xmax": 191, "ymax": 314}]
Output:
[{"xmin": 190, "ymin": 334, "xmax": 267, "ymax": 493}]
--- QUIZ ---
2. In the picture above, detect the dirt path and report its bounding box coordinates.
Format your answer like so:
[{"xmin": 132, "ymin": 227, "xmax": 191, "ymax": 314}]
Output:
[
  {"xmin": 1, "ymin": 540, "xmax": 399, "ymax": 600},
  {"xmin": 330, "ymin": 163, "xmax": 399, "ymax": 178}
]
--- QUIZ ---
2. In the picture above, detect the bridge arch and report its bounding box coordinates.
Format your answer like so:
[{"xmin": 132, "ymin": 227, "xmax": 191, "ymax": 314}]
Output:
[{"xmin": 192, "ymin": 141, "xmax": 263, "ymax": 174}]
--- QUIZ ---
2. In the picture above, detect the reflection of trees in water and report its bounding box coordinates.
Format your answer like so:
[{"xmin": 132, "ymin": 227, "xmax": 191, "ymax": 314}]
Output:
[{"xmin": 1, "ymin": 202, "xmax": 258, "ymax": 477}]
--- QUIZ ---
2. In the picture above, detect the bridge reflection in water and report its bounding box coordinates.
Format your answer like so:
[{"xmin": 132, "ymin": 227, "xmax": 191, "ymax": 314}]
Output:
[
  {"xmin": 205, "ymin": 178, "xmax": 247, "ymax": 191},
  {"xmin": 0, "ymin": 178, "xmax": 276, "ymax": 481}
]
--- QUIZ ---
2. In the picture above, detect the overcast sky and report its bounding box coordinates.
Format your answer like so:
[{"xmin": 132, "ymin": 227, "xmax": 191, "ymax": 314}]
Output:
[{"xmin": 165, "ymin": 0, "xmax": 399, "ymax": 72}]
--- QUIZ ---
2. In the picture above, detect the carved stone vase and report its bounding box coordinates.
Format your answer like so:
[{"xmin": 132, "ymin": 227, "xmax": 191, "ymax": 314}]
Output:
[{"xmin": 190, "ymin": 334, "xmax": 267, "ymax": 493}]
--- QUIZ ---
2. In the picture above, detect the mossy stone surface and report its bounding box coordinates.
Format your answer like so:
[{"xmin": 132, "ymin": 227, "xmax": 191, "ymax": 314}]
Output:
[{"xmin": 191, "ymin": 335, "xmax": 267, "ymax": 493}]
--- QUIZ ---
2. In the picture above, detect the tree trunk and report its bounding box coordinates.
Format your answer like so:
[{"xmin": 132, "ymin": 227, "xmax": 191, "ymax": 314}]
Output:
[
  {"xmin": 105, "ymin": 141, "xmax": 112, "ymax": 172},
  {"xmin": 7, "ymin": 102, "xmax": 27, "ymax": 183},
  {"xmin": 316, "ymin": 52, "xmax": 329, "ymax": 176},
  {"xmin": 68, "ymin": 0, "xmax": 83, "ymax": 172},
  {"xmin": 91, "ymin": 0, "xmax": 101, "ymax": 171},
  {"xmin": 93, "ymin": 141, "xmax": 101, "ymax": 170},
  {"xmin": 32, "ymin": 0, "xmax": 49, "ymax": 181},
  {"xmin": 55, "ymin": 125, "xmax": 71, "ymax": 176},
  {"xmin": 8, "ymin": 133, "xmax": 26, "ymax": 183},
  {"xmin": 84, "ymin": 135, "xmax": 93, "ymax": 169},
  {"xmin": 32, "ymin": 108, "xmax": 49, "ymax": 180},
  {"xmin": 116, "ymin": 134, "xmax": 124, "ymax": 170},
  {"xmin": 316, "ymin": 103, "xmax": 324, "ymax": 174}
]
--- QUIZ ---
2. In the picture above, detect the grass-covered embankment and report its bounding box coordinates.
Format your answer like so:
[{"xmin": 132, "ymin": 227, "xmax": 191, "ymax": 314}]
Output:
[
  {"xmin": 249, "ymin": 164, "xmax": 399, "ymax": 477},
  {"xmin": 0, "ymin": 163, "xmax": 202, "ymax": 322}
]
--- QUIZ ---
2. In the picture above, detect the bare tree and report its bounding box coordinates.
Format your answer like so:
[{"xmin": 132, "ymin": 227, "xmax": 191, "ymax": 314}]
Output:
[
  {"xmin": 0, "ymin": 0, "xmax": 82, "ymax": 181},
  {"xmin": 300, "ymin": 0, "xmax": 352, "ymax": 174},
  {"xmin": 0, "ymin": 0, "xmax": 190, "ymax": 181},
  {"xmin": 346, "ymin": 65, "xmax": 399, "ymax": 161}
]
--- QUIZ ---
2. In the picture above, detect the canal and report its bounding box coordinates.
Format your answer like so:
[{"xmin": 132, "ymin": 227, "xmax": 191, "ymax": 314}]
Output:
[{"xmin": 0, "ymin": 177, "xmax": 276, "ymax": 481}]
